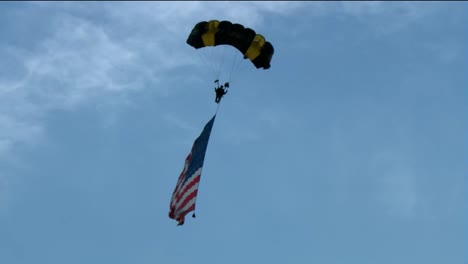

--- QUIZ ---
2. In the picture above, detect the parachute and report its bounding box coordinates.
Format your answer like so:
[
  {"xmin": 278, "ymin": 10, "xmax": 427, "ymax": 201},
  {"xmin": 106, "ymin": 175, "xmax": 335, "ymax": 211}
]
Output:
[{"xmin": 186, "ymin": 20, "xmax": 274, "ymax": 83}]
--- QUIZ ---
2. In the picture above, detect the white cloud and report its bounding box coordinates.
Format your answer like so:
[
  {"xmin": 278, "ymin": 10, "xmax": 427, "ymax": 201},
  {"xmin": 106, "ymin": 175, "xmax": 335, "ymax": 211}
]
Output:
[
  {"xmin": 0, "ymin": 13, "xmax": 154, "ymax": 159},
  {"xmin": 27, "ymin": 15, "xmax": 143, "ymax": 101}
]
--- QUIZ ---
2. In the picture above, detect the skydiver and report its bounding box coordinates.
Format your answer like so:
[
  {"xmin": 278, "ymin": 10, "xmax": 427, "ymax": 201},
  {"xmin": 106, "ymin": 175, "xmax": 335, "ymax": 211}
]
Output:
[{"xmin": 214, "ymin": 84, "xmax": 228, "ymax": 104}]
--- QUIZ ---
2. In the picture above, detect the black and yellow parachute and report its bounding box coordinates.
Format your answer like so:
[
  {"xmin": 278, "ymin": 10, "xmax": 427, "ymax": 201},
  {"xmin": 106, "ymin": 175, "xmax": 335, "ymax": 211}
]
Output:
[{"xmin": 187, "ymin": 20, "xmax": 274, "ymax": 70}]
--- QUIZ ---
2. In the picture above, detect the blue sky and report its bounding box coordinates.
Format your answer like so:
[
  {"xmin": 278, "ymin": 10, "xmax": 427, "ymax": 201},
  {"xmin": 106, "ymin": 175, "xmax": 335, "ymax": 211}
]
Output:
[{"xmin": 0, "ymin": 2, "xmax": 466, "ymax": 264}]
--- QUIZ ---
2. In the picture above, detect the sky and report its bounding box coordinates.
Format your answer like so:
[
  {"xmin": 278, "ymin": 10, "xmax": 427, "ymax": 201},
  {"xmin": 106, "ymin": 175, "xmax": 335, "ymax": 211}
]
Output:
[{"xmin": 0, "ymin": 1, "xmax": 466, "ymax": 264}]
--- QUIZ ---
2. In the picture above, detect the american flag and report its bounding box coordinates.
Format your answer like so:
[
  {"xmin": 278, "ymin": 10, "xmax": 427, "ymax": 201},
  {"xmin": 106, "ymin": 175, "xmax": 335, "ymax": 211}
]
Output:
[{"xmin": 169, "ymin": 115, "xmax": 216, "ymax": 226}]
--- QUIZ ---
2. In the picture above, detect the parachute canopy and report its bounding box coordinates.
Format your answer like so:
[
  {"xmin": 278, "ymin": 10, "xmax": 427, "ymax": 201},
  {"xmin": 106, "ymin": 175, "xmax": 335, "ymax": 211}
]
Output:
[{"xmin": 187, "ymin": 20, "xmax": 274, "ymax": 70}]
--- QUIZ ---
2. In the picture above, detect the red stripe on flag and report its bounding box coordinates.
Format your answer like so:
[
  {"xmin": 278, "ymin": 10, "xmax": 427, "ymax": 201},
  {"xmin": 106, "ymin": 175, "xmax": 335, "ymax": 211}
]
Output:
[
  {"xmin": 175, "ymin": 174, "xmax": 200, "ymax": 203},
  {"xmin": 177, "ymin": 186, "xmax": 199, "ymax": 212}
]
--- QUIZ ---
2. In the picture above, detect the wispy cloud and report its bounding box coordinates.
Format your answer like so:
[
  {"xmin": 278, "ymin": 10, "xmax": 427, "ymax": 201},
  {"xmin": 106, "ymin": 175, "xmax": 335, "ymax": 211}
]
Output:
[
  {"xmin": 0, "ymin": 12, "xmax": 151, "ymax": 161},
  {"xmin": 26, "ymin": 15, "xmax": 151, "ymax": 101},
  {"xmin": 0, "ymin": 2, "xmax": 310, "ymax": 159}
]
